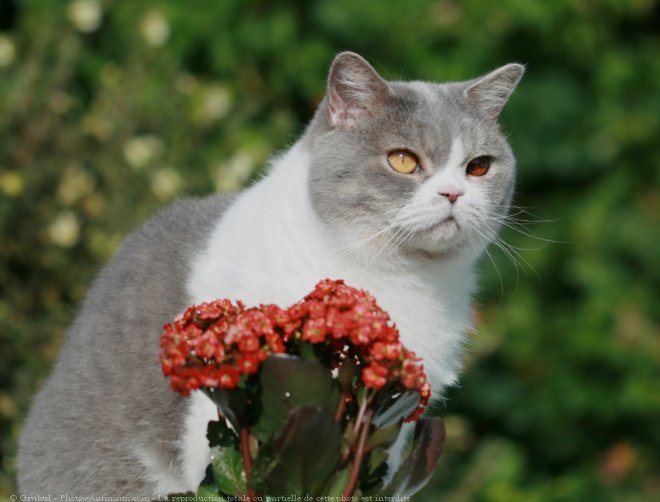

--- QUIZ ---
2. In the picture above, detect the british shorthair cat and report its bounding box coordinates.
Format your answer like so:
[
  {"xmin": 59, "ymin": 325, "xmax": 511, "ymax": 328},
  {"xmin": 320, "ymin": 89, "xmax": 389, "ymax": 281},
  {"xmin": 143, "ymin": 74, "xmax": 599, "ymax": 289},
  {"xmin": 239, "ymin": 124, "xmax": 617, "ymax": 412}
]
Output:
[{"xmin": 18, "ymin": 51, "xmax": 524, "ymax": 495}]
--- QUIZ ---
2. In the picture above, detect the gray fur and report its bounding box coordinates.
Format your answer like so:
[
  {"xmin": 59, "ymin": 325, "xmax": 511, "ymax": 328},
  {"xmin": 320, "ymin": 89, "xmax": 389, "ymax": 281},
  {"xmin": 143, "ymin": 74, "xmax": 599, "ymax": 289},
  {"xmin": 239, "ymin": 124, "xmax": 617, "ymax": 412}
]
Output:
[
  {"xmin": 18, "ymin": 196, "xmax": 232, "ymax": 495},
  {"xmin": 305, "ymin": 52, "xmax": 523, "ymax": 257},
  {"xmin": 18, "ymin": 52, "xmax": 523, "ymax": 494}
]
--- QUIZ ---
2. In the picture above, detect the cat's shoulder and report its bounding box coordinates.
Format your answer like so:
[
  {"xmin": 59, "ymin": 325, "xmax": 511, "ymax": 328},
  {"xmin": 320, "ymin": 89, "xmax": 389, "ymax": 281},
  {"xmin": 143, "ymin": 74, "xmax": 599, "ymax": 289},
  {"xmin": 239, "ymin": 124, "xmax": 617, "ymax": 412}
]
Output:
[
  {"xmin": 130, "ymin": 194, "xmax": 236, "ymax": 244},
  {"xmin": 85, "ymin": 194, "xmax": 237, "ymax": 304},
  {"xmin": 112, "ymin": 193, "xmax": 236, "ymax": 261}
]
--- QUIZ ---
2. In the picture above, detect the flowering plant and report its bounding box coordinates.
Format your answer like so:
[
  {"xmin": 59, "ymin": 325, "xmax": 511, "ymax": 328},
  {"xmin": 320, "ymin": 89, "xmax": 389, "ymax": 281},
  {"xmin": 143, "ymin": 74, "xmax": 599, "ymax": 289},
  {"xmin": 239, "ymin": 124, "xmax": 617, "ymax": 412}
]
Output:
[{"xmin": 161, "ymin": 279, "xmax": 445, "ymax": 499}]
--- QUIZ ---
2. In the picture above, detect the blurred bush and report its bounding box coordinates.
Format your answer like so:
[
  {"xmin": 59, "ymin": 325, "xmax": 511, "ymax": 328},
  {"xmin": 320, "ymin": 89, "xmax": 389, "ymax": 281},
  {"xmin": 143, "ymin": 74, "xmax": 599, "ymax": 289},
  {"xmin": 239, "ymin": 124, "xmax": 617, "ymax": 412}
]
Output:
[{"xmin": 1, "ymin": 0, "xmax": 658, "ymax": 499}]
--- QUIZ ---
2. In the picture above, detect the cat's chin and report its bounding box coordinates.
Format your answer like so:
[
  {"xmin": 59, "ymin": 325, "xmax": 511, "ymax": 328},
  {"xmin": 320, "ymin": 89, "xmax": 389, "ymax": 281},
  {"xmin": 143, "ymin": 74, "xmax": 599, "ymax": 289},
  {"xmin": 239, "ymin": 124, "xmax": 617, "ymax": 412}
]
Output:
[
  {"xmin": 401, "ymin": 235, "xmax": 470, "ymax": 261},
  {"xmin": 399, "ymin": 218, "xmax": 469, "ymax": 259}
]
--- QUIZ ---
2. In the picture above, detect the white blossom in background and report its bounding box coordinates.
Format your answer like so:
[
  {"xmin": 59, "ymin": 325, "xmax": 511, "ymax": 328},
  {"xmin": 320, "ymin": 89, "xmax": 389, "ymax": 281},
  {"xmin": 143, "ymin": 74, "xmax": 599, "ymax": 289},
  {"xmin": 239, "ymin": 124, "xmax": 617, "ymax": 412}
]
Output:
[
  {"xmin": 202, "ymin": 85, "xmax": 232, "ymax": 121},
  {"xmin": 150, "ymin": 167, "xmax": 182, "ymax": 201},
  {"xmin": 57, "ymin": 163, "xmax": 96, "ymax": 206},
  {"xmin": 213, "ymin": 150, "xmax": 256, "ymax": 192},
  {"xmin": 67, "ymin": 0, "xmax": 102, "ymax": 33},
  {"xmin": 49, "ymin": 211, "xmax": 81, "ymax": 248},
  {"xmin": 0, "ymin": 35, "xmax": 16, "ymax": 67},
  {"xmin": 192, "ymin": 84, "xmax": 232, "ymax": 125},
  {"xmin": 122, "ymin": 135, "xmax": 164, "ymax": 170},
  {"xmin": 140, "ymin": 10, "xmax": 170, "ymax": 47},
  {"xmin": 0, "ymin": 171, "xmax": 24, "ymax": 197}
]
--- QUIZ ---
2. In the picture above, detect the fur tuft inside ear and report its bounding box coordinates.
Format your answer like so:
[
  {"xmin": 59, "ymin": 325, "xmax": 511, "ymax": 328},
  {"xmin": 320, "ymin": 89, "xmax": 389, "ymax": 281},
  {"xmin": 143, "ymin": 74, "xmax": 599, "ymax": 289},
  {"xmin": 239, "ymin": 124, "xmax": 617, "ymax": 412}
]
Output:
[
  {"xmin": 327, "ymin": 52, "xmax": 388, "ymax": 128},
  {"xmin": 464, "ymin": 63, "xmax": 525, "ymax": 119}
]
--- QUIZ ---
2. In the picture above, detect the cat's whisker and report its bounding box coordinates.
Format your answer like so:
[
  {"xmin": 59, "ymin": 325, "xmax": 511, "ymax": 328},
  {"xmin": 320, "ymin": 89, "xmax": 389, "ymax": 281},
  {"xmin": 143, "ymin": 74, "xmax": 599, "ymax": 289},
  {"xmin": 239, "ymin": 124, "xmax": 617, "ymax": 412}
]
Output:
[
  {"xmin": 480, "ymin": 210, "xmax": 564, "ymax": 246},
  {"xmin": 490, "ymin": 204, "xmax": 557, "ymax": 222},
  {"xmin": 467, "ymin": 226, "xmax": 504, "ymax": 301},
  {"xmin": 331, "ymin": 208, "xmax": 405, "ymax": 258},
  {"xmin": 468, "ymin": 222, "xmax": 526, "ymax": 289},
  {"xmin": 486, "ymin": 228, "xmax": 539, "ymax": 281}
]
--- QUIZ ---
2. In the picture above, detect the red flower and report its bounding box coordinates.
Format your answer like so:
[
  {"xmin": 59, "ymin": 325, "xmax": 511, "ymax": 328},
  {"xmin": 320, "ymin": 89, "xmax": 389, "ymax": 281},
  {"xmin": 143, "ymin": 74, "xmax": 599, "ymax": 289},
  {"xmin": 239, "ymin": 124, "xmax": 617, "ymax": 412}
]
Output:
[
  {"xmin": 401, "ymin": 359, "xmax": 425, "ymax": 390},
  {"xmin": 265, "ymin": 333, "xmax": 285, "ymax": 353},
  {"xmin": 192, "ymin": 331, "xmax": 220, "ymax": 359},
  {"xmin": 238, "ymin": 333, "xmax": 260, "ymax": 353},
  {"xmin": 362, "ymin": 363, "xmax": 389, "ymax": 390},
  {"xmin": 302, "ymin": 318, "xmax": 327, "ymax": 343},
  {"xmin": 217, "ymin": 365, "xmax": 241, "ymax": 388},
  {"xmin": 237, "ymin": 354, "xmax": 260, "ymax": 374},
  {"xmin": 160, "ymin": 279, "xmax": 431, "ymax": 422}
]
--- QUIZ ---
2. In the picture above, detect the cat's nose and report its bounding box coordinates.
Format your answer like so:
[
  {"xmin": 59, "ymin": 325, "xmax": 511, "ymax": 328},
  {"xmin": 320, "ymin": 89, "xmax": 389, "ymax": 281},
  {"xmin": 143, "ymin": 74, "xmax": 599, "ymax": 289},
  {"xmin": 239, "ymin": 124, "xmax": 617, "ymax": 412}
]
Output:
[{"xmin": 439, "ymin": 191, "xmax": 463, "ymax": 203}]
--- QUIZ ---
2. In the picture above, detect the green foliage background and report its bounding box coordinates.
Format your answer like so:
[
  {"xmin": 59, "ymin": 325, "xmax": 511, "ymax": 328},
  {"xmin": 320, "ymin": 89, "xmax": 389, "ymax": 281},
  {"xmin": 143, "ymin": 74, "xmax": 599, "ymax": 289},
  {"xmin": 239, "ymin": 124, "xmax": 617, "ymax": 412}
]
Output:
[{"xmin": 1, "ymin": 0, "xmax": 658, "ymax": 499}]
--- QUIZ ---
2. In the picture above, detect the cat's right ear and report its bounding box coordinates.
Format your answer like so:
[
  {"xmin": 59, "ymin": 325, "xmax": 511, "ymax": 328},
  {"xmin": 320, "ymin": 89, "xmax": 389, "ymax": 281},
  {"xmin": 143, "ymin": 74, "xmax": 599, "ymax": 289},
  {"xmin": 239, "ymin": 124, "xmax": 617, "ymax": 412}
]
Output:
[
  {"xmin": 464, "ymin": 63, "xmax": 525, "ymax": 119},
  {"xmin": 327, "ymin": 52, "xmax": 388, "ymax": 128}
]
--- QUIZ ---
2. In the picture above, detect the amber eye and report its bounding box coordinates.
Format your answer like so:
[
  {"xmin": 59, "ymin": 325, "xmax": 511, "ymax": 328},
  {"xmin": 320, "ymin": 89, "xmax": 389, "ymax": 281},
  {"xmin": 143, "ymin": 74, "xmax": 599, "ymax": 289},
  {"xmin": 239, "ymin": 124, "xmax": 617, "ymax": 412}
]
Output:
[
  {"xmin": 387, "ymin": 150, "xmax": 420, "ymax": 174},
  {"xmin": 466, "ymin": 156, "xmax": 492, "ymax": 177}
]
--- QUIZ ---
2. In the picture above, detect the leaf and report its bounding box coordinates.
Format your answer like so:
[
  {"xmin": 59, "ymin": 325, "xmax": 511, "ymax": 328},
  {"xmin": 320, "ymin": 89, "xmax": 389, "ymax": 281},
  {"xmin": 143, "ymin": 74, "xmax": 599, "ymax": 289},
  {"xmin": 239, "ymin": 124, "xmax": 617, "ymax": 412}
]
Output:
[
  {"xmin": 371, "ymin": 389, "xmax": 420, "ymax": 428},
  {"xmin": 207, "ymin": 419, "xmax": 238, "ymax": 448},
  {"xmin": 210, "ymin": 445, "xmax": 247, "ymax": 497},
  {"xmin": 196, "ymin": 485, "xmax": 225, "ymax": 499},
  {"xmin": 260, "ymin": 407, "xmax": 342, "ymax": 497},
  {"xmin": 167, "ymin": 493, "xmax": 198, "ymax": 501},
  {"xmin": 203, "ymin": 387, "xmax": 247, "ymax": 432},
  {"xmin": 380, "ymin": 417, "xmax": 446, "ymax": 497},
  {"xmin": 251, "ymin": 354, "xmax": 340, "ymax": 441},
  {"xmin": 365, "ymin": 422, "xmax": 400, "ymax": 451},
  {"xmin": 324, "ymin": 466, "xmax": 350, "ymax": 498},
  {"xmin": 359, "ymin": 447, "xmax": 390, "ymax": 494},
  {"xmin": 336, "ymin": 359, "xmax": 357, "ymax": 392}
]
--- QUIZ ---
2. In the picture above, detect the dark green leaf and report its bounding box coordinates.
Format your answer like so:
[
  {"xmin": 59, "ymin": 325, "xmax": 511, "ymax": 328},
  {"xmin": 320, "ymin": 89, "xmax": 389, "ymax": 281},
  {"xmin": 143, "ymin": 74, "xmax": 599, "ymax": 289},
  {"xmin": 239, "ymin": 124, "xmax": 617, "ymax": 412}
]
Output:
[
  {"xmin": 252, "ymin": 354, "xmax": 340, "ymax": 441},
  {"xmin": 324, "ymin": 466, "xmax": 350, "ymax": 498},
  {"xmin": 207, "ymin": 419, "xmax": 238, "ymax": 448},
  {"xmin": 372, "ymin": 390, "xmax": 420, "ymax": 428},
  {"xmin": 203, "ymin": 387, "xmax": 246, "ymax": 432},
  {"xmin": 359, "ymin": 447, "xmax": 389, "ymax": 494},
  {"xmin": 365, "ymin": 422, "xmax": 400, "ymax": 451},
  {"xmin": 380, "ymin": 417, "xmax": 445, "ymax": 497},
  {"xmin": 210, "ymin": 445, "xmax": 247, "ymax": 497},
  {"xmin": 196, "ymin": 485, "xmax": 224, "ymax": 499},
  {"xmin": 167, "ymin": 493, "xmax": 198, "ymax": 501},
  {"xmin": 260, "ymin": 406, "xmax": 341, "ymax": 496},
  {"xmin": 336, "ymin": 359, "xmax": 357, "ymax": 392}
]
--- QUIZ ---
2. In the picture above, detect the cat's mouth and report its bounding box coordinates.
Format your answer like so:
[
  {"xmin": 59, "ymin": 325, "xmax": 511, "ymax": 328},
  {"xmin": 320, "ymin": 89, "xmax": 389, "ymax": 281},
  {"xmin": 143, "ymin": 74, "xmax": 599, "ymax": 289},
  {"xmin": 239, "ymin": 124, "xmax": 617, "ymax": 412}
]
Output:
[{"xmin": 429, "ymin": 215, "xmax": 459, "ymax": 231}]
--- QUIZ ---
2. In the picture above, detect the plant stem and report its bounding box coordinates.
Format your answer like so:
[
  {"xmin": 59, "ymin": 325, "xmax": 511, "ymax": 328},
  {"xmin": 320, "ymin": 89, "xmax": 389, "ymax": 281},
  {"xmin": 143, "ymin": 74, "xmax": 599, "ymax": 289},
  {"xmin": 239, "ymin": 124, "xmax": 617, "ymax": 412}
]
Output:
[
  {"xmin": 355, "ymin": 391, "xmax": 369, "ymax": 431},
  {"xmin": 240, "ymin": 425, "xmax": 254, "ymax": 498},
  {"xmin": 342, "ymin": 409, "xmax": 374, "ymax": 498},
  {"xmin": 334, "ymin": 393, "xmax": 348, "ymax": 422}
]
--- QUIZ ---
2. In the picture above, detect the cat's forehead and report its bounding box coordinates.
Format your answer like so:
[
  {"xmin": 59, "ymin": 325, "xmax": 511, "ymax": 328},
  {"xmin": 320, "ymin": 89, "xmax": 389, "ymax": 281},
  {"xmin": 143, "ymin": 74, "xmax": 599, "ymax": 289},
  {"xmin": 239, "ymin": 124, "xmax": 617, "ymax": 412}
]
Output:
[
  {"xmin": 389, "ymin": 81, "xmax": 471, "ymax": 130},
  {"xmin": 377, "ymin": 80, "xmax": 495, "ymax": 154}
]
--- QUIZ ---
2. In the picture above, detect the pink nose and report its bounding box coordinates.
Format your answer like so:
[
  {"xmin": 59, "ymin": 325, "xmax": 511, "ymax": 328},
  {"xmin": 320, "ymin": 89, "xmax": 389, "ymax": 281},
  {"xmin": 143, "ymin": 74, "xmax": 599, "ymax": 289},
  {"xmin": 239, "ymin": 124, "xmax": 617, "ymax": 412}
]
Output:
[{"xmin": 439, "ymin": 191, "xmax": 463, "ymax": 203}]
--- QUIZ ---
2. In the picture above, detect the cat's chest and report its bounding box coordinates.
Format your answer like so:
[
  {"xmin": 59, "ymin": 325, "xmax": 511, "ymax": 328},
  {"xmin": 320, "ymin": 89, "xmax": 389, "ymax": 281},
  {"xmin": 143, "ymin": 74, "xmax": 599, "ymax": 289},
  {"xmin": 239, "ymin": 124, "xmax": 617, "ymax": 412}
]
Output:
[{"xmin": 187, "ymin": 207, "xmax": 473, "ymax": 393}]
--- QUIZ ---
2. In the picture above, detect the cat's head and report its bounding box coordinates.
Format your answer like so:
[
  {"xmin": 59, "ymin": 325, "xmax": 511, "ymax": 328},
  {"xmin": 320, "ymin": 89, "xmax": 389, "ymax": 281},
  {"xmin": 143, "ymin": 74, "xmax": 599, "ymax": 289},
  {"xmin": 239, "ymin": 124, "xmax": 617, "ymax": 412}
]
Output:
[{"xmin": 305, "ymin": 52, "xmax": 524, "ymax": 261}]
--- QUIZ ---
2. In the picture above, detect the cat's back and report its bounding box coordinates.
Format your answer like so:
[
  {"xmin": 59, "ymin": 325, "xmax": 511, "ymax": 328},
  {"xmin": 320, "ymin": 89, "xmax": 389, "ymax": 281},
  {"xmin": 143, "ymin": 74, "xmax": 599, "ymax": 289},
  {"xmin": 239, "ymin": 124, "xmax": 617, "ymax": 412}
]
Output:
[{"xmin": 18, "ymin": 193, "xmax": 234, "ymax": 495}]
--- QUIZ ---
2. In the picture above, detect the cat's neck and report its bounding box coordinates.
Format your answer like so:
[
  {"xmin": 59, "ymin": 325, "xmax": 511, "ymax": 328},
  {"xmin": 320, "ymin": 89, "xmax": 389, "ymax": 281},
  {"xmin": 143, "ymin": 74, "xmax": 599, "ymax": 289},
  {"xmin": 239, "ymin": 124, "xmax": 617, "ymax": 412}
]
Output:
[
  {"xmin": 264, "ymin": 141, "xmax": 478, "ymax": 275},
  {"xmin": 189, "ymin": 141, "xmax": 478, "ymax": 304},
  {"xmin": 188, "ymin": 140, "xmax": 477, "ymax": 392}
]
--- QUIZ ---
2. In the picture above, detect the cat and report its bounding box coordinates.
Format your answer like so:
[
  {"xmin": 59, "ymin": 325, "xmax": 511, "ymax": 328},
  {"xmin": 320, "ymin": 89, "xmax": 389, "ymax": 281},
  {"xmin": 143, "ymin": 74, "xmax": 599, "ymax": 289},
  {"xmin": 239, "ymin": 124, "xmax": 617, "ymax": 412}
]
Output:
[{"xmin": 18, "ymin": 51, "xmax": 524, "ymax": 495}]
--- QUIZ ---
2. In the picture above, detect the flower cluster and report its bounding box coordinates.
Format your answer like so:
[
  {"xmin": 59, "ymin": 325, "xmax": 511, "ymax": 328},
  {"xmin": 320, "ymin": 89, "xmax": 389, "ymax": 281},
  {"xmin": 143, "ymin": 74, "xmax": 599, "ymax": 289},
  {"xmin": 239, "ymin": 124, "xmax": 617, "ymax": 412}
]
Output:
[{"xmin": 160, "ymin": 279, "xmax": 430, "ymax": 420}]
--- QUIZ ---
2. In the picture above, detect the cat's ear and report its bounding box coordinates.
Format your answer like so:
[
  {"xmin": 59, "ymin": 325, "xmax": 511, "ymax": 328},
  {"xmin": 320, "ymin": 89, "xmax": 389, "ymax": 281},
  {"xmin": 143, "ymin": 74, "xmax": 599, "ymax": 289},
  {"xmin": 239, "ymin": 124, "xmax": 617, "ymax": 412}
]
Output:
[
  {"xmin": 327, "ymin": 52, "xmax": 388, "ymax": 128},
  {"xmin": 464, "ymin": 63, "xmax": 525, "ymax": 119}
]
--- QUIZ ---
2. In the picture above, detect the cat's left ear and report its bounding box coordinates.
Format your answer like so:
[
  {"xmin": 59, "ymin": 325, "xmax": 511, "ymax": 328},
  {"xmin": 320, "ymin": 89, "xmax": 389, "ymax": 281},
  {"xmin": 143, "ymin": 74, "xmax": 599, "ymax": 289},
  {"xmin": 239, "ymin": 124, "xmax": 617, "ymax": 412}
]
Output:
[
  {"xmin": 327, "ymin": 52, "xmax": 388, "ymax": 128},
  {"xmin": 464, "ymin": 63, "xmax": 525, "ymax": 119}
]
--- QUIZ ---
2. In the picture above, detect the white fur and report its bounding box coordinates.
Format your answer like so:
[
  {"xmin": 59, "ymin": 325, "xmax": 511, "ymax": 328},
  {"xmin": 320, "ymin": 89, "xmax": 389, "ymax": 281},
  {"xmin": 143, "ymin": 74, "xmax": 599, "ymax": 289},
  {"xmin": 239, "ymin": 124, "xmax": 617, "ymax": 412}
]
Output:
[
  {"xmin": 404, "ymin": 138, "xmax": 466, "ymax": 216},
  {"xmin": 134, "ymin": 446, "xmax": 189, "ymax": 496},
  {"xmin": 136, "ymin": 392, "xmax": 216, "ymax": 495},
  {"xmin": 174, "ymin": 140, "xmax": 477, "ymax": 492},
  {"xmin": 179, "ymin": 392, "xmax": 218, "ymax": 489}
]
